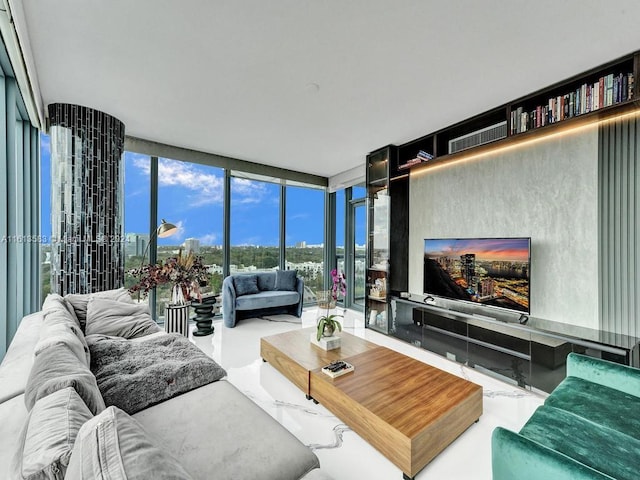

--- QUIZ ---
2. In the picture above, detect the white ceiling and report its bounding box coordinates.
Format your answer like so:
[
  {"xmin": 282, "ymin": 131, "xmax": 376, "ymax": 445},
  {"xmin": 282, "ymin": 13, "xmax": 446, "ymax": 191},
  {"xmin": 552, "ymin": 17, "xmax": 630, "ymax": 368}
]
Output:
[{"xmin": 12, "ymin": 0, "xmax": 640, "ymax": 178}]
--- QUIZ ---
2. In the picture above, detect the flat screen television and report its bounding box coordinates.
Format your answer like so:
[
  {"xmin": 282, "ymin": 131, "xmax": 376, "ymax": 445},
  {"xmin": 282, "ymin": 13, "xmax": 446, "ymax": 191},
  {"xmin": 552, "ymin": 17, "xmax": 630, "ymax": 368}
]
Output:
[{"xmin": 423, "ymin": 237, "xmax": 531, "ymax": 314}]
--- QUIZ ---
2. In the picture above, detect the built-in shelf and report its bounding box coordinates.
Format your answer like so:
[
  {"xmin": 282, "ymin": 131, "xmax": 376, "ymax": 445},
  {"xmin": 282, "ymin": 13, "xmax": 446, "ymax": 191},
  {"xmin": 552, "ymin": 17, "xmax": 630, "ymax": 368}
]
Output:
[
  {"xmin": 392, "ymin": 51, "xmax": 640, "ymax": 177},
  {"xmin": 369, "ymin": 296, "xmax": 387, "ymax": 303}
]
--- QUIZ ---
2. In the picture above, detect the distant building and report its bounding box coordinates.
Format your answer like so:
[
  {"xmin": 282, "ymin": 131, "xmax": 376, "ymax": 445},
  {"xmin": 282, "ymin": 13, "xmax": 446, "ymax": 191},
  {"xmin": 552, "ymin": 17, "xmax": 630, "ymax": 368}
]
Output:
[
  {"xmin": 295, "ymin": 240, "xmax": 306, "ymax": 248},
  {"xmin": 125, "ymin": 233, "xmax": 149, "ymax": 257},
  {"xmin": 183, "ymin": 238, "xmax": 201, "ymax": 254},
  {"xmin": 477, "ymin": 278, "xmax": 495, "ymax": 298},
  {"xmin": 460, "ymin": 253, "xmax": 476, "ymax": 287}
]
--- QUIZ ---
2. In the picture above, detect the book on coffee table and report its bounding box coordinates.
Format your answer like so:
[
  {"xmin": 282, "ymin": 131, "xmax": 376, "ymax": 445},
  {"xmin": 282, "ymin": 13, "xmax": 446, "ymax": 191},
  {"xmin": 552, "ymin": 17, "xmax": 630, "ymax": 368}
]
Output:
[{"xmin": 321, "ymin": 361, "xmax": 354, "ymax": 378}]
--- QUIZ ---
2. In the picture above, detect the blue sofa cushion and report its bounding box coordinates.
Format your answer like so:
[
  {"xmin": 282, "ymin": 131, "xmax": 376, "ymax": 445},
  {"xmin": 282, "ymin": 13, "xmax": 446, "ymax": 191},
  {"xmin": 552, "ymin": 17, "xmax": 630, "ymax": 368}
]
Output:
[
  {"xmin": 275, "ymin": 270, "xmax": 297, "ymax": 291},
  {"xmin": 520, "ymin": 405, "xmax": 640, "ymax": 480},
  {"xmin": 257, "ymin": 273, "xmax": 276, "ymax": 291},
  {"xmin": 234, "ymin": 275, "xmax": 259, "ymax": 296},
  {"xmin": 235, "ymin": 291, "xmax": 300, "ymax": 311},
  {"xmin": 545, "ymin": 376, "xmax": 640, "ymax": 440}
]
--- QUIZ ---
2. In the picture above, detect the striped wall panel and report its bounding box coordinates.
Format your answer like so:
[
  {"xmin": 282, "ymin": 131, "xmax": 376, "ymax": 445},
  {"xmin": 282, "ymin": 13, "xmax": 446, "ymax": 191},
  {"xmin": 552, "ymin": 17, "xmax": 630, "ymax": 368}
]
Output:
[{"xmin": 599, "ymin": 115, "xmax": 640, "ymax": 339}]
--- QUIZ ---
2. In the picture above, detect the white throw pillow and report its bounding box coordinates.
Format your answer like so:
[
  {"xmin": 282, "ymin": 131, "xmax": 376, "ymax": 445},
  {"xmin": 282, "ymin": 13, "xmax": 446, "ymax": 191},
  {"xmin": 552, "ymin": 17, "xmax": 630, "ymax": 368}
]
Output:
[
  {"xmin": 66, "ymin": 406, "xmax": 194, "ymax": 479},
  {"xmin": 64, "ymin": 288, "xmax": 134, "ymax": 332},
  {"xmin": 85, "ymin": 297, "xmax": 162, "ymax": 339},
  {"xmin": 12, "ymin": 387, "xmax": 93, "ymax": 480}
]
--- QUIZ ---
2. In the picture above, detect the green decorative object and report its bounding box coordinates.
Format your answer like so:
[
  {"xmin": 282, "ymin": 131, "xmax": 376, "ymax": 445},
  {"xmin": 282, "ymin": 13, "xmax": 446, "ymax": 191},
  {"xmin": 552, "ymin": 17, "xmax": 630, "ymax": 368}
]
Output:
[
  {"xmin": 316, "ymin": 314, "xmax": 342, "ymax": 341},
  {"xmin": 191, "ymin": 296, "xmax": 216, "ymax": 337}
]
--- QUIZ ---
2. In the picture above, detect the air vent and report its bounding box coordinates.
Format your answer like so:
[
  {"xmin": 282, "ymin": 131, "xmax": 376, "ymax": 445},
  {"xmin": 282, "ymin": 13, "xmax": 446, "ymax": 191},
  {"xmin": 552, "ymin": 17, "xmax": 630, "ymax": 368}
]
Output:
[{"xmin": 448, "ymin": 121, "xmax": 507, "ymax": 154}]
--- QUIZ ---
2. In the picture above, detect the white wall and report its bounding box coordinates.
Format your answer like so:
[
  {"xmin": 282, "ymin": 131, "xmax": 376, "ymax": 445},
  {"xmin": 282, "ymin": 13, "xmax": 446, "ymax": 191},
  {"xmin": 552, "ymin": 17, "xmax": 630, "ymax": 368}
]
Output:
[{"xmin": 409, "ymin": 128, "xmax": 600, "ymax": 329}]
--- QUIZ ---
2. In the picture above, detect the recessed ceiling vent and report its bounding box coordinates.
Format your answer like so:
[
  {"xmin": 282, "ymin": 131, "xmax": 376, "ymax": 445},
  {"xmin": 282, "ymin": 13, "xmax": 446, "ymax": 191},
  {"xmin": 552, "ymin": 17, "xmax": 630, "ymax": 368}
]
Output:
[{"xmin": 448, "ymin": 121, "xmax": 507, "ymax": 154}]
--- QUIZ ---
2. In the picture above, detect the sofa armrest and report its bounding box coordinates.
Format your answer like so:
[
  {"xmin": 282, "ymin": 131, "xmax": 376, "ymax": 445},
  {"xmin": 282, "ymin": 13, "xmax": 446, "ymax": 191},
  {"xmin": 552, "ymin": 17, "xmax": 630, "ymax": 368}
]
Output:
[
  {"xmin": 222, "ymin": 276, "xmax": 237, "ymax": 328},
  {"xmin": 492, "ymin": 427, "xmax": 615, "ymax": 480},
  {"xmin": 294, "ymin": 276, "xmax": 304, "ymax": 318},
  {"xmin": 566, "ymin": 352, "xmax": 640, "ymax": 398}
]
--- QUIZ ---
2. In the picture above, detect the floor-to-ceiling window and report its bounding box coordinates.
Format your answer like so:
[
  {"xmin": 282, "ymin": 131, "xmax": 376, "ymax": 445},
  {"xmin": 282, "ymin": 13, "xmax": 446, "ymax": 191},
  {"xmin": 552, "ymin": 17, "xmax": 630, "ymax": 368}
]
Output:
[
  {"xmin": 229, "ymin": 177, "xmax": 280, "ymax": 273},
  {"xmin": 352, "ymin": 198, "xmax": 366, "ymax": 308},
  {"xmin": 285, "ymin": 184, "xmax": 325, "ymax": 304},
  {"xmin": 39, "ymin": 142, "xmax": 329, "ymax": 322},
  {"xmin": 155, "ymin": 158, "xmax": 224, "ymax": 318},
  {"xmin": 335, "ymin": 189, "xmax": 346, "ymax": 276},
  {"xmin": 122, "ymin": 153, "xmax": 151, "ymax": 303},
  {"xmin": 0, "ymin": 59, "xmax": 40, "ymax": 358},
  {"xmin": 40, "ymin": 133, "xmax": 51, "ymax": 298}
]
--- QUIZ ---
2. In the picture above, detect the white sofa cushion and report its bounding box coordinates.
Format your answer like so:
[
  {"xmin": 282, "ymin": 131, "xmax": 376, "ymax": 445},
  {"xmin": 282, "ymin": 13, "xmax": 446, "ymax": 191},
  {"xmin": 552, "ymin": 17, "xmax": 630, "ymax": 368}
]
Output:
[
  {"xmin": 0, "ymin": 312, "xmax": 44, "ymax": 403},
  {"xmin": 25, "ymin": 343, "xmax": 105, "ymax": 415},
  {"xmin": 66, "ymin": 406, "xmax": 194, "ymax": 479},
  {"xmin": 35, "ymin": 321, "xmax": 90, "ymax": 367},
  {"xmin": 11, "ymin": 387, "xmax": 93, "ymax": 480},
  {"xmin": 64, "ymin": 288, "xmax": 133, "ymax": 332},
  {"xmin": 133, "ymin": 380, "xmax": 321, "ymax": 480},
  {"xmin": 85, "ymin": 297, "xmax": 161, "ymax": 339}
]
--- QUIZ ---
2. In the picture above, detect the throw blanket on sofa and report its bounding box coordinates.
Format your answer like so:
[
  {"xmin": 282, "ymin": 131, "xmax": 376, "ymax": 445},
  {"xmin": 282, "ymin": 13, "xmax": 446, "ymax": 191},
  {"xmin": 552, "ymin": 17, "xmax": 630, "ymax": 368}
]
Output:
[{"xmin": 88, "ymin": 334, "xmax": 227, "ymax": 414}]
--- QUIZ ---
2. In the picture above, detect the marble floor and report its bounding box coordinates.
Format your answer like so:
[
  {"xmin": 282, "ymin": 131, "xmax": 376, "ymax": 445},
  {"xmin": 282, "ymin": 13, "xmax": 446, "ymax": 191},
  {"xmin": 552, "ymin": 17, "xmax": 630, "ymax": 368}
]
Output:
[{"xmin": 190, "ymin": 309, "xmax": 546, "ymax": 480}]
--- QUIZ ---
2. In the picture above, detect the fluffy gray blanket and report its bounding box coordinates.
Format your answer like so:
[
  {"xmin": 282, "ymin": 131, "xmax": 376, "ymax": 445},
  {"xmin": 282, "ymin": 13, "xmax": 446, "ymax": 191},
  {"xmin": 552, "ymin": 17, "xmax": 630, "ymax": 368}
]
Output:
[{"xmin": 89, "ymin": 333, "xmax": 226, "ymax": 414}]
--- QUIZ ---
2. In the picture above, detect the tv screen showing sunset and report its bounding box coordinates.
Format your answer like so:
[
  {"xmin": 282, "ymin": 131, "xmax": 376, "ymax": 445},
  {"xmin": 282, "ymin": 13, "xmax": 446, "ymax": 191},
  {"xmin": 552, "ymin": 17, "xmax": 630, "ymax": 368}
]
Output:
[{"xmin": 423, "ymin": 238, "xmax": 530, "ymax": 313}]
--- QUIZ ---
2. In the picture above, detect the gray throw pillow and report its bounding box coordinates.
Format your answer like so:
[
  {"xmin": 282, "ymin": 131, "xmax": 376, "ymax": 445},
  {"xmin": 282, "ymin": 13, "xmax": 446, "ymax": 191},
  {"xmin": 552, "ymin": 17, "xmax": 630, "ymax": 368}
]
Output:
[
  {"xmin": 25, "ymin": 343, "xmax": 106, "ymax": 415},
  {"xmin": 275, "ymin": 269, "xmax": 297, "ymax": 291},
  {"xmin": 66, "ymin": 406, "xmax": 194, "ymax": 480},
  {"xmin": 257, "ymin": 272, "xmax": 276, "ymax": 291},
  {"xmin": 234, "ymin": 274, "xmax": 259, "ymax": 296},
  {"xmin": 12, "ymin": 387, "xmax": 93, "ymax": 480},
  {"xmin": 64, "ymin": 288, "xmax": 134, "ymax": 332},
  {"xmin": 89, "ymin": 334, "xmax": 226, "ymax": 414},
  {"xmin": 85, "ymin": 297, "xmax": 162, "ymax": 339}
]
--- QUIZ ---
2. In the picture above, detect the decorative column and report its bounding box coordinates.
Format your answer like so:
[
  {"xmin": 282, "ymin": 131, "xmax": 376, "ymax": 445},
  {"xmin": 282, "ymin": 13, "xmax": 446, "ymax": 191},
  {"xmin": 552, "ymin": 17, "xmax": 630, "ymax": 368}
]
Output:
[{"xmin": 49, "ymin": 103, "xmax": 126, "ymax": 295}]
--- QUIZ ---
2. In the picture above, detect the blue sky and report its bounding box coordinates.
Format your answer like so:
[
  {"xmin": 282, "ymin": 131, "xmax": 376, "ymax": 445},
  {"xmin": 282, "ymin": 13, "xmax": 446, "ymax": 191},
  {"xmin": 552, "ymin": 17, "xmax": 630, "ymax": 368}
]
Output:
[{"xmin": 40, "ymin": 133, "xmax": 364, "ymax": 247}]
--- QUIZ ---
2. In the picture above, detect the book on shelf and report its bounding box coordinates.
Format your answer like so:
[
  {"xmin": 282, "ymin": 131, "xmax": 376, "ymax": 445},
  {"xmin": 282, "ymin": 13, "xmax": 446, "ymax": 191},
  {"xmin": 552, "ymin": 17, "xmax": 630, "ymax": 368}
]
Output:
[
  {"xmin": 398, "ymin": 150, "xmax": 434, "ymax": 170},
  {"xmin": 510, "ymin": 71, "xmax": 634, "ymax": 135},
  {"xmin": 321, "ymin": 361, "xmax": 354, "ymax": 378}
]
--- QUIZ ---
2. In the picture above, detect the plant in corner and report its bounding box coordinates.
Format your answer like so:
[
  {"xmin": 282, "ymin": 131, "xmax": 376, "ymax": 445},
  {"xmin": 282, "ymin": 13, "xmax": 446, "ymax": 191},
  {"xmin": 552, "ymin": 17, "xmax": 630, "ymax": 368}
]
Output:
[{"xmin": 316, "ymin": 269, "xmax": 347, "ymax": 341}]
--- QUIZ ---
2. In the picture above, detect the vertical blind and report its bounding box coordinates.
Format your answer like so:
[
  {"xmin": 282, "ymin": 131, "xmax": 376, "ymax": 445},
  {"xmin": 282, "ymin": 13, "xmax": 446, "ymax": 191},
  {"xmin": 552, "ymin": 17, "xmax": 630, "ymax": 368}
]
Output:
[
  {"xmin": 0, "ymin": 53, "xmax": 40, "ymax": 359},
  {"xmin": 599, "ymin": 115, "xmax": 640, "ymax": 339}
]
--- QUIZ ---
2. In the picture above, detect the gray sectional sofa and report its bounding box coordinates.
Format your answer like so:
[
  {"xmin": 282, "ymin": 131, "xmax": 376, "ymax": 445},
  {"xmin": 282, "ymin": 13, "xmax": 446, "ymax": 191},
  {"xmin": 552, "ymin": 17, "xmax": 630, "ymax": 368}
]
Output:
[
  {"xmin": 0, "ymin": 289, "xmax": 329, "ymax": 480},
  {"xmin": 223, "ymin": 270, "xmax": 304, "ymax": 328}
]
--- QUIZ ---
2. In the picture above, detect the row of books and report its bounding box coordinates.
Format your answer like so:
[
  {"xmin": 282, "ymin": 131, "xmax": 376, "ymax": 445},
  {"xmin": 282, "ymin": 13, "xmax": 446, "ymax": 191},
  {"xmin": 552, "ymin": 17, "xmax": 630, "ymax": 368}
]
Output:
[
  {"xmin": 398, "ymin": 150, "xmax": 434, "ymax": 170},
  {"xmin": 510, "ymin": 72, "xmax": 635, "ymax": 134}
]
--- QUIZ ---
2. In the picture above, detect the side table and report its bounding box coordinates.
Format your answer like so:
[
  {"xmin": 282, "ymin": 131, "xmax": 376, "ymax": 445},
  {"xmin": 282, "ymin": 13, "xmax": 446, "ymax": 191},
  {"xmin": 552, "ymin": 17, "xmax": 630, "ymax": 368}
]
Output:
[{"xmin": 191, "ymin": 296, "xmax": 216, "ymax": 336}]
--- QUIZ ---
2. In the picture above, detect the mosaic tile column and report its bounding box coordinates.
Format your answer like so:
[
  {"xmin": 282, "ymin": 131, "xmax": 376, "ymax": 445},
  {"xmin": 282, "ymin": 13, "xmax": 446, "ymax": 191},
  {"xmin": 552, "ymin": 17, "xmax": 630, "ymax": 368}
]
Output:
[{"xmin": 49, "ymin": 103, "xmax": 125, "ymax": 295}]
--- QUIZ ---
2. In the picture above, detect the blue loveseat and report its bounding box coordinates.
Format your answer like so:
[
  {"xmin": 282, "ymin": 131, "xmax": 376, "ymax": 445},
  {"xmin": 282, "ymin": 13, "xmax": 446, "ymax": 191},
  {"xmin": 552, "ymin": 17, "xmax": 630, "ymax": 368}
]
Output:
[
  {"xmin": 222, "ymin": 270, "xmax": 304, "ymax": 328},
  {"xmin": 492, "ymin": 353, "xmax": 640, "ymax": 480}
]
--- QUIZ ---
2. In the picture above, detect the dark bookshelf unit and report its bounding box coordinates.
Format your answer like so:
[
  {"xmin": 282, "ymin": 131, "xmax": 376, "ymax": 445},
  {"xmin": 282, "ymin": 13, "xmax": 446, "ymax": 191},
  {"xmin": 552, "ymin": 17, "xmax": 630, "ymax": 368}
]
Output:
[
  {"xmin": 365, "ymin": 146, "xmax": 408, "ymax": 334},
  {"xmin": 394, "ymin": 51, "xmax": 640, "ymax": 176}
]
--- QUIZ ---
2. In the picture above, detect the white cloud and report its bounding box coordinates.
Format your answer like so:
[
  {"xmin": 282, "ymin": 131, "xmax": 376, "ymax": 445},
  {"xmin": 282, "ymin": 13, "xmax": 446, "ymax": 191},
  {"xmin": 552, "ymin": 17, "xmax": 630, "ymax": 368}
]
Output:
[
  {"xmin": 230, "ymin": 178, "xmax": 270, "ymax": 205},
  {"xmin": 199, "ymin": 232, "xmax": 218, "ymax": 245},
  {"xmin": 130, "ymin": 158, "xmax": 273, "ymax": 207}
]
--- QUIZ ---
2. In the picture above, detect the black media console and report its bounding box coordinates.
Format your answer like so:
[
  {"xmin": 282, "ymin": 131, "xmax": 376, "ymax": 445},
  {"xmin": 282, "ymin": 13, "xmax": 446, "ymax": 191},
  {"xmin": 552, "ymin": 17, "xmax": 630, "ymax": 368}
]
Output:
[{"xmin": 390, "ymin": 297, "xmax": 640, "ymax": 393}]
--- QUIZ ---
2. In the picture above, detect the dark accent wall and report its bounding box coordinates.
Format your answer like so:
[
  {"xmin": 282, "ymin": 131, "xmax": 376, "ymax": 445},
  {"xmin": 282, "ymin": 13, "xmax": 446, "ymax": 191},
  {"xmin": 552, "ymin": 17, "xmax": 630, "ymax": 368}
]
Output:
[
  {"xmin": 599, "ymin": 115, "xmax": 640, "ymax": 338},
  {"xmin": 49, "ymin": 103, "xmax": 125, "ymax": 295}
]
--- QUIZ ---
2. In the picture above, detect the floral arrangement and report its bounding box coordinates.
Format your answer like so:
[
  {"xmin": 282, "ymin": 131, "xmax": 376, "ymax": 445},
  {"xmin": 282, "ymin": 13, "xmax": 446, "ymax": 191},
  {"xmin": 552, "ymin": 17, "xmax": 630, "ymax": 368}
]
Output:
[
  {"xmin": 329, "ymin": 268, "xmax": 347, "ymax": 303},
  {"xmin": 316, "ymin": 268, "xmax": 347, "ymax": 341},
  {"xmin": 128, "ymin": 249, "xmax": 209, "ymax": 305}
]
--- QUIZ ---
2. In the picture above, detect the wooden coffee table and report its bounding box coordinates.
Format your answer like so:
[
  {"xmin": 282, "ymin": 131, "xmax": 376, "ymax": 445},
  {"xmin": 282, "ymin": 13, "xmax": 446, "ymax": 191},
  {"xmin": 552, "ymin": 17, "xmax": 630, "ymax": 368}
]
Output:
[
  {"xmin": 260, "ymin": 328, "xmax": 483, "ymax": 479},
  {"xmin": 260, "ymin": 327, "xmax": 379, "ymax": 398}
]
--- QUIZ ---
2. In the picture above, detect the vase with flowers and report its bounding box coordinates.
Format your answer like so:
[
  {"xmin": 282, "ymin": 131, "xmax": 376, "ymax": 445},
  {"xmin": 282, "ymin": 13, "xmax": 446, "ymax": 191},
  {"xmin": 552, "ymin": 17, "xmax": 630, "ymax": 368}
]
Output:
[
  {"xmin": 127, "ymin": 248, "xmax": 210, "ymax": 305},
  {"xmin": 128, "ymin": 249, "xmax": 210, "ymax": 335},
  {"xmin": 316, "ymin": 269, "xmax": 347, "ymax": 341}
]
